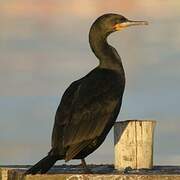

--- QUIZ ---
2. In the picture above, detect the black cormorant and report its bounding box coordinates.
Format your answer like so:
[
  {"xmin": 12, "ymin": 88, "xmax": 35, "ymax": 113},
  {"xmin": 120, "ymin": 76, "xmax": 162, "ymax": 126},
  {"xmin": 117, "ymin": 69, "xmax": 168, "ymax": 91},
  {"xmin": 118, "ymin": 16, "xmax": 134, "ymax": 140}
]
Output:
[{"xmin": 25, "ymin": 13, "xmax": 148, "ymax": 174}]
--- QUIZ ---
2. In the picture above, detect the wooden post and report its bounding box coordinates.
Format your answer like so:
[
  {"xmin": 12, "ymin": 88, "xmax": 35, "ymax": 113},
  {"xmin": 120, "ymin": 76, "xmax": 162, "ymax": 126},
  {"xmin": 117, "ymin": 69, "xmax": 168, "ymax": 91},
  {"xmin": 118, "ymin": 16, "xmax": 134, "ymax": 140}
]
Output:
[{"xmin": 114, "ymin": 120, "xmax": 156, "ymax": 170}]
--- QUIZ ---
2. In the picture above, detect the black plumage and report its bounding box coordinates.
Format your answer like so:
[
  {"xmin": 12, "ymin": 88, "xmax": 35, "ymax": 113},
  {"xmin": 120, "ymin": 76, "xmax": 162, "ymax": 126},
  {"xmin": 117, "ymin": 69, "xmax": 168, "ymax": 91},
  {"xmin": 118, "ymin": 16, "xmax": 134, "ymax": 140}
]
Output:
[{"xmin": 25, "ymin": 13, "xmax": 148, "ymax": 174}]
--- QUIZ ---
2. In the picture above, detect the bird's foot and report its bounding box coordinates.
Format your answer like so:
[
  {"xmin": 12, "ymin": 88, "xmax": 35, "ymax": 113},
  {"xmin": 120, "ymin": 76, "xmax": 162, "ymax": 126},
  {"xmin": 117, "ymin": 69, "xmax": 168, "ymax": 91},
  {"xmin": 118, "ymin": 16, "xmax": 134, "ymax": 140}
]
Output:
[{"xmin": 81, "ymin": 159, "xmax": 92, "ymax": 174}]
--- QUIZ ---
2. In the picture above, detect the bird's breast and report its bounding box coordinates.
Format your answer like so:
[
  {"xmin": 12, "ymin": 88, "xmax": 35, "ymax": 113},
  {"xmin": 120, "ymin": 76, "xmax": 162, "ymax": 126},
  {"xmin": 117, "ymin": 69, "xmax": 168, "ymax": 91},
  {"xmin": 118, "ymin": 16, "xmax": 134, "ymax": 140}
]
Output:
[{"xmin": 80, "ymin": 68, "xmax": 125, "ymax": 99}]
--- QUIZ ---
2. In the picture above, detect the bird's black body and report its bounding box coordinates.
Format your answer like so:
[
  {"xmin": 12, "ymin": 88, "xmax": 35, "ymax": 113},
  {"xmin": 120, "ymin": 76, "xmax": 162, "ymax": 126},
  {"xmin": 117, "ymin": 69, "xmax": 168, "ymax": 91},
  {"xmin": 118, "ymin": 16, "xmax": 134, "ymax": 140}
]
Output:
[
  {"xmin": 25, "ymin": 13, "xmax": 147, "ymax": 174},
  {"xmin": 52, "ymin": 67, "xmax": 125, "ymax": 161}
]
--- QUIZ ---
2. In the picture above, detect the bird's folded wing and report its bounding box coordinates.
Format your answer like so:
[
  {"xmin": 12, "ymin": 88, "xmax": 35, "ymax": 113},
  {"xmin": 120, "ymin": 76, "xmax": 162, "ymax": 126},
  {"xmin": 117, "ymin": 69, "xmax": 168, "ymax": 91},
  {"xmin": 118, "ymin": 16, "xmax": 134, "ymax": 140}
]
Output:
[
  {"xmin": 64, "ymin": 99, "xmax": 117, "ymax": 160},
  {"xmin": 62, "ymin": 85, "xmax": 118, "ymax": 160}
]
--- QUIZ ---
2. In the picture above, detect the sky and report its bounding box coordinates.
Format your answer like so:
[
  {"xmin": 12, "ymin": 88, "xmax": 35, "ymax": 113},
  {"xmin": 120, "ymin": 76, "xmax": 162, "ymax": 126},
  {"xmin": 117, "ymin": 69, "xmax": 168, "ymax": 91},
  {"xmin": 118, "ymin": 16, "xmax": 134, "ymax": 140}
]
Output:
[{"xmin": 0, "ymin": 0, "xmax": 180, "ymax": 166}]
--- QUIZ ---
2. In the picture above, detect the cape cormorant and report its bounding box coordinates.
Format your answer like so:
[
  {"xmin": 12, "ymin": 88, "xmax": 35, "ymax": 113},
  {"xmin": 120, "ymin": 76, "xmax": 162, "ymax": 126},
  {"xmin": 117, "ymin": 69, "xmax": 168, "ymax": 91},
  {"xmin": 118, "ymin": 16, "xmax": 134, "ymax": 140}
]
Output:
[{"xmin": 25, "ymin": 13, "xmax": 148, "ymax": 174}]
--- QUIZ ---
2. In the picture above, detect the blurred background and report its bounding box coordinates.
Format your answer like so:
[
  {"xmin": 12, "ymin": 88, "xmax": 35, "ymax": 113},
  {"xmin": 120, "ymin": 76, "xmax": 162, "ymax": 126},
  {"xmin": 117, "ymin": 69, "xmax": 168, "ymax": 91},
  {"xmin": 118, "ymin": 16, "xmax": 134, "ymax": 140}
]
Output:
[{"xmin": 0, "ymin": 0, "xmax": 180, "ymax": 165}]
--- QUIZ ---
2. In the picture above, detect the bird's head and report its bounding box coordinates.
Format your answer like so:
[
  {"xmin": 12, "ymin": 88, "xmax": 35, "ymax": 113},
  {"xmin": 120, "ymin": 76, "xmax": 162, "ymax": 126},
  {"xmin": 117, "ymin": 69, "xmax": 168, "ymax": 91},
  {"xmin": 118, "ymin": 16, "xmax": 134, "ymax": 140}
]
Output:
[{"xmin": 91, "ymin": 13, "xmax": 148, "ymax": 36}]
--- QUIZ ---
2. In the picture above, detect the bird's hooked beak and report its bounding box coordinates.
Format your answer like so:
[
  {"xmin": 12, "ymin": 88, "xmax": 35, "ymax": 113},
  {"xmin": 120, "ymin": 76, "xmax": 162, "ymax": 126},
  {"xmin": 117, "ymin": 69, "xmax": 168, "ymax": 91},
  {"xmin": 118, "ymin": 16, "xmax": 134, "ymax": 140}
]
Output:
[{"xmin": 113, "ymin": 19, "xmax": 148, "ymax": 31}]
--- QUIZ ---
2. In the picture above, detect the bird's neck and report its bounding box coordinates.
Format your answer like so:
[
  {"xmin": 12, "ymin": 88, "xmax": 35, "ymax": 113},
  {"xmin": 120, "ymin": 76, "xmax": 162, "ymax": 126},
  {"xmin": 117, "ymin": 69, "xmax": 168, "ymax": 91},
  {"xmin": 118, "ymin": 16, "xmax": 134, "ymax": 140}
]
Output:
[{"xmin": 89, "ymin": 27, "xmax": 124, "ymax": 72}]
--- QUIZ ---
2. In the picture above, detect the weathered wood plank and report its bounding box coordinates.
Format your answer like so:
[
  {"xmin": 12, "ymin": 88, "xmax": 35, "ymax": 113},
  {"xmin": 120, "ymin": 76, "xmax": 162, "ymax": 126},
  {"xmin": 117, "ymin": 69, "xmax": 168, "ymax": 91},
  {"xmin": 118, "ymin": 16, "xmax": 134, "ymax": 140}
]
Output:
[
  {"xmin": 2, "ymin": 165, "xmax": 180, "ymax": 180},
  {"xmin": 114, "ymin": 120, "xmax": 156, "ymax": 170}
]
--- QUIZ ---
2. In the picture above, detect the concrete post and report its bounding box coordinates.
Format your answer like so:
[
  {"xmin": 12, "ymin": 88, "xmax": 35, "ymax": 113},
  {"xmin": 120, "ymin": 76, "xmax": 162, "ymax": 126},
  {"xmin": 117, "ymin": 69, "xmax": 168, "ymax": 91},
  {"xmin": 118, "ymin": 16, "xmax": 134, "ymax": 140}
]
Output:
[{"xmin": 114, "ymin": 120, "xmax": 156, "ymax": 170}]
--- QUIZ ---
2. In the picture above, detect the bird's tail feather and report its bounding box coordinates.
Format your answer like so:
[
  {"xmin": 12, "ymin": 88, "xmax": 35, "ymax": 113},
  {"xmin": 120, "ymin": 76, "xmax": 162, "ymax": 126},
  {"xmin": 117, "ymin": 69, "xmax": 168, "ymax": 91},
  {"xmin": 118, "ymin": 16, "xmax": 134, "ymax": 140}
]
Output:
[{"xmin": 25, "ymin": 155, "xmax": 59, "ymax": 175}]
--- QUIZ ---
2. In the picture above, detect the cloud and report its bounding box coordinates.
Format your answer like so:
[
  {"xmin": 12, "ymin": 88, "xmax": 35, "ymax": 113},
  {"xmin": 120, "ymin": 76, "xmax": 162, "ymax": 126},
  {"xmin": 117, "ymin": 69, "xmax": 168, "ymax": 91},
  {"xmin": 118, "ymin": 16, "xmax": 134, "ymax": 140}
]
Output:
[{"xmin": 1, "ymin": 0, "xmax": 180, "ymax": 20}]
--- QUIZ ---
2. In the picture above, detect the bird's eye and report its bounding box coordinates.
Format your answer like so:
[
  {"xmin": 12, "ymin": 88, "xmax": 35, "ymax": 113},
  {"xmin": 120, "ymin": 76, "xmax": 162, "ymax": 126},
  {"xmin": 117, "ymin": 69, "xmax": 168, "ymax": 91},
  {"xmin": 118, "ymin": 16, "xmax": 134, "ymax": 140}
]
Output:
[{"xmin": 120, "ymin": 17, "xmax": 127, "ymax": 22}]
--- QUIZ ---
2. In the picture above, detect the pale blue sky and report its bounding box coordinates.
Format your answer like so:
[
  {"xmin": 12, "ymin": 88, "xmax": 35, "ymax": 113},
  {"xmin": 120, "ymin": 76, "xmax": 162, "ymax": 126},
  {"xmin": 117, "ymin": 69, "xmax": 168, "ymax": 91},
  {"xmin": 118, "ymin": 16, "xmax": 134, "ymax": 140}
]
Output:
[{"xmin": 0, "ymin": 0, "xmax": 180, "ymax": 165}]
